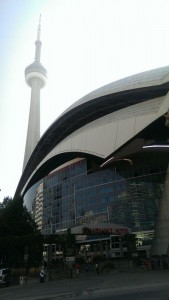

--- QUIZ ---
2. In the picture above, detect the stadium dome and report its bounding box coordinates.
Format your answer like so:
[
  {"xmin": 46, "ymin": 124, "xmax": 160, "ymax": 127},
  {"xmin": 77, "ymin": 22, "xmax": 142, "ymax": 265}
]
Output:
[
  {"xmin": 15, "ymin": 66, "xmax": 169, "ymax": 256},
  {"xmin": 16, "ymin": 65, "xmax": 169, "ymax": 197}
]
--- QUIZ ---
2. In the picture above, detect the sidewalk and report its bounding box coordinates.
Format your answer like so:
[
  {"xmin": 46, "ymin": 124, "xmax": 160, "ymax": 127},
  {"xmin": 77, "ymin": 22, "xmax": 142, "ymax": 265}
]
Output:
[{"xmin": 1, "ymin": 269, "xmax": 169, "ymax": 299}]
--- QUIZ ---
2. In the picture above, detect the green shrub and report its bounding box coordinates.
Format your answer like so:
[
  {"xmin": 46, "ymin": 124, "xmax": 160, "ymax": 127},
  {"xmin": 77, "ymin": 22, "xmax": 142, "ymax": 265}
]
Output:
[
  {"xmin": 101, "ymin": 261, "xmax": 114, "ymax": 270},
  {"xmin": 28, "ymin": 267, "xmax": 40, "ymax": 277},
  {"xmin": 92, "ymin": 254, "xmax": 105, "ymax": 262},
  {"xmin": 75, "ymin": 256, "xmax": 85, "ymax": 264},
  {"xmin": 11, "ymin": 268, "xmax": 25, "ymax": 277}
]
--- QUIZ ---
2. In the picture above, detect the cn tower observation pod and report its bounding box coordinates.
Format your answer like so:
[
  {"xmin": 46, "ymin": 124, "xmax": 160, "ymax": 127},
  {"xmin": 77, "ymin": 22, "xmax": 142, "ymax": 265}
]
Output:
[{"xmin": 25, "ymin": 61, "xmax": 47, "ymax": 88}]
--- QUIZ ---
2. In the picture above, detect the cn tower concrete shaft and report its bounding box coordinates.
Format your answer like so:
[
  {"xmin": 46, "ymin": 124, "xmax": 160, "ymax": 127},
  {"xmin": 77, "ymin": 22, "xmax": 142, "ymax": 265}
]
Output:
[{"xmin": 23, "ymin": 79, "xmax": 41, "ymax": 169}]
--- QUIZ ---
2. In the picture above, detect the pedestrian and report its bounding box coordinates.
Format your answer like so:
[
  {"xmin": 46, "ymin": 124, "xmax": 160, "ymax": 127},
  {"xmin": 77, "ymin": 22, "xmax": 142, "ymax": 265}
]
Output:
[
  {"xmin": 75, "ymin": 263, "xmax": 80, "ymax": 275},
  {"xmin": 39, "ymin": 268, "xmax": 46, "ymax": 283},
  {"xmin": 95, "ymin": 263, "xmax": 99, "ymax": 274},
  {"xmin": 84, "ymin": 260, "xmax": 90, "ymax": 272}
]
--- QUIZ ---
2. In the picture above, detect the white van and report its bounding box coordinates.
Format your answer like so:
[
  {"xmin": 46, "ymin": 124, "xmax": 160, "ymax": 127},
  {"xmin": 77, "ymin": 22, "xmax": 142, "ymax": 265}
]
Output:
[{"xmin": 0, "ymin": 268, "xmax": 11, "ymax": 286}]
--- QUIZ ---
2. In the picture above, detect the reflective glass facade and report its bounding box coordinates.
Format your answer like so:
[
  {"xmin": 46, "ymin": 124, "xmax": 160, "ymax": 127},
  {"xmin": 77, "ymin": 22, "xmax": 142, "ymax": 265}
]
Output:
[{"xmin": 24, "ymin": 158, "xmax": 167, "ymax": 236}]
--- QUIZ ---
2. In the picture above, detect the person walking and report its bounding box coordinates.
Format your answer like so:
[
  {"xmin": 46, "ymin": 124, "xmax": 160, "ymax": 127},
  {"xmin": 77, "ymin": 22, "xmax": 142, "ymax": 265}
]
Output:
[
  {"xmin": 95, "ymin": 263, "xmax": 99, "ymax": 274},
  {"xmin": 39, "ymin": 268, "xmax": 46, "ymax": 283},
  {"xmin": 75, "ymin": 263, "xmax": 80, "ymax": 275}
]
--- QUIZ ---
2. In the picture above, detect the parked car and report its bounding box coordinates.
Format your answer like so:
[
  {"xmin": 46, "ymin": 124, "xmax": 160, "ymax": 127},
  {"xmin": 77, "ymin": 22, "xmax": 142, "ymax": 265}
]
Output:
[{"xmin": 0, "ymin": 268, "xmax": 11, "ymax": 286}]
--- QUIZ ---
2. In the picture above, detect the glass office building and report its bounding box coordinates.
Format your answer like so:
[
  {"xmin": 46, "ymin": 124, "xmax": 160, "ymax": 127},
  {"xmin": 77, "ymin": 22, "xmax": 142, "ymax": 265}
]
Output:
[{"xmin": 24, "ymin": 157, "xmax": 167, "ymax": 236}]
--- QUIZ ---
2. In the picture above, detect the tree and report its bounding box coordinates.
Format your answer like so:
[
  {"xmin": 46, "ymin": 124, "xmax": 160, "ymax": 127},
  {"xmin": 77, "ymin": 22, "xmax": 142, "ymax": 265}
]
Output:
[
  {"xmin": 44, "ymin": 228, "xmax": 76, "ymax": 263},
  {"xmin": 0, "ymin": 197, "xmax": 12, "ymax": 211},
  {"xmin": 0, "ymin": 196, "xmax": 43, "ymax": 268},
  {"xmin": 0, "ymin": 196, "xmax": 37, "ymax": 236}
]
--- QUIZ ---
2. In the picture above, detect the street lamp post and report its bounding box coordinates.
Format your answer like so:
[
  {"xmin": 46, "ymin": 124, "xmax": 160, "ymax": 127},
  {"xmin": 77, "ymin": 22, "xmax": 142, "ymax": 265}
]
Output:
[
  {"xmin": 73, "ymin": 184, "xmax": 77, "ymax": 226},
  {"xmin": 24, "ymin": 246, "xmax": 29, "ymax": 284}
]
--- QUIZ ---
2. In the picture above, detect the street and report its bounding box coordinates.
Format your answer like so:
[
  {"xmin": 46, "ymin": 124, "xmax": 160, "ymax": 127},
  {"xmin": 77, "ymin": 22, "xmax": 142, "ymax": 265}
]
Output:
[{"xmin": 73, "ymin": 285, "xmax": 169, "ymax": 300}]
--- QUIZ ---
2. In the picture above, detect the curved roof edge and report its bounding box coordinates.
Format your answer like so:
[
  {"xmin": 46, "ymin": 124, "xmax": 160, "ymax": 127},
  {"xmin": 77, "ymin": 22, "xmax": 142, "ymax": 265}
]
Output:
[
  {"xmin": 15, "ymin": 66, "xmax": 169, "ymax": 198},
  {"xmin": 61, "ymin": 65, "xmax": 169, "ymax": 115}
]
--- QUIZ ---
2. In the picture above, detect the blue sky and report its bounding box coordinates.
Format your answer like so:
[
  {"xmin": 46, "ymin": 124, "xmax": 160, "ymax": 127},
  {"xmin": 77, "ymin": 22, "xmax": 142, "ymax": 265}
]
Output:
[{"xmin": 1, "ymin": 0, "xmax": 169, "ymax": 202}]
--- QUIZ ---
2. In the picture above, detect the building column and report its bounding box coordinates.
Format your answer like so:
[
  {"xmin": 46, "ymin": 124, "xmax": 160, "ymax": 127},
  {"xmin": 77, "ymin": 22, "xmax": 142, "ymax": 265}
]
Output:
[{"xmin": 151, "ymin": 163, "xmax": 169, "ymax": 255}]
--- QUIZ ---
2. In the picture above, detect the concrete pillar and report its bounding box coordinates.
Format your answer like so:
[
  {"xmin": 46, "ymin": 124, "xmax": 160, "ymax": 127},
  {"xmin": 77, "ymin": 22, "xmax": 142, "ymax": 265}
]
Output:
[{"xmin": 151, "ymin": 164, "xmax": 169, "ymax": 255}]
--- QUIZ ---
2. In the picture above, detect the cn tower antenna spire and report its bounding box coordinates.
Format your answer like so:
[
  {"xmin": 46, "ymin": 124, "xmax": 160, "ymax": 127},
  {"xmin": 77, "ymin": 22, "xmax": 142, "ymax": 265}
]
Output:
[
  {"xmin": 35, "ymin": 14, "xmax": 42, "ymax": 62},
  {"xmin": 37, "ymin": 14, "xmax": 41, "ymax": 41}
]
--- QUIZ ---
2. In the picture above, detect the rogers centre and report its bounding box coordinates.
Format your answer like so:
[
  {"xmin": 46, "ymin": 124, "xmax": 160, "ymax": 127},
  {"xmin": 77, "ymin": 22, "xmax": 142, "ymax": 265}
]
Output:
[{"xmin": 15, "ymin": 65, "xmax": 169, "ymax": 257}]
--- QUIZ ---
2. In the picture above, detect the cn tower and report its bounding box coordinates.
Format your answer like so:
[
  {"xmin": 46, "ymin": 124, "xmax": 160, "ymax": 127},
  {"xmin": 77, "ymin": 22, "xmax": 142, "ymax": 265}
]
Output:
[{"xmin": 23, "ymin": 16, "xmax": 47, "ymax": 170}]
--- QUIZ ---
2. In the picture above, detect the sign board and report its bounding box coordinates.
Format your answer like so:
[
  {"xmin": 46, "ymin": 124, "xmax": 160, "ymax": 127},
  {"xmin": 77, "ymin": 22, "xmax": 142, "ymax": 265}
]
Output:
[
  {"xmin": 71, "ymin": 223, "xmax": 131, "ymax": 235},
  {"xmin": 66, "ymin": 256, "xmax": 75, "ymax": 262}
]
